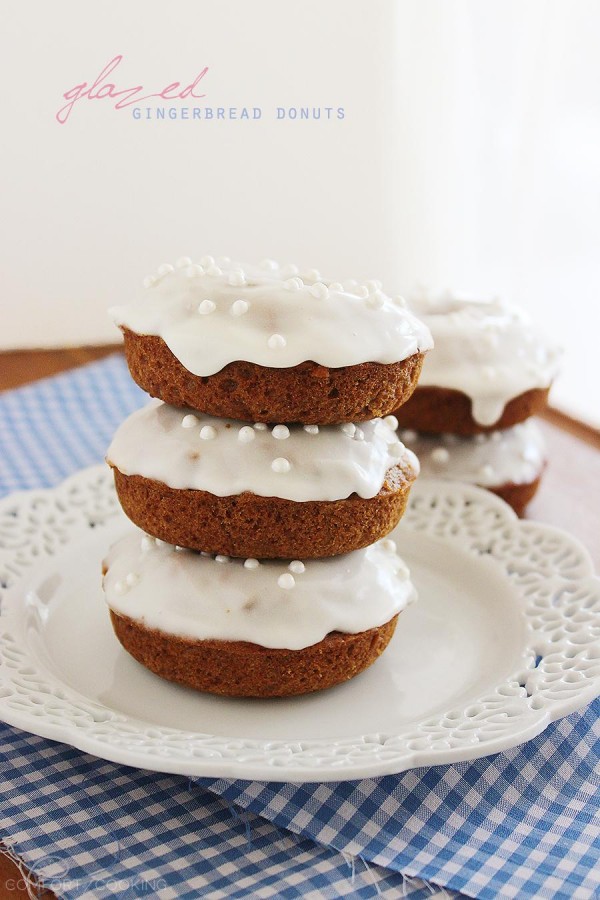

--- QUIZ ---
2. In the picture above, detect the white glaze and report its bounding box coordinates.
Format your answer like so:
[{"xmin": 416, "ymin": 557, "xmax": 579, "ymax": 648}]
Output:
[
  {"xmin": 103, "ymin": 529, "xmax": 415, "ymax": 650},
  {"xmin": 107, "ymin": 401, "xmax": 419, "ymax": 502},
  {"xmin": 401, "ymin": 420, "xmax": 547, "ymax": 487},
  {"xmin": 109, "ymin": 258, "xmax": 433, "ymax": 374},
  {"xmin": 408, "ymin": 291, "xmax": 561, "ymax": 426}
]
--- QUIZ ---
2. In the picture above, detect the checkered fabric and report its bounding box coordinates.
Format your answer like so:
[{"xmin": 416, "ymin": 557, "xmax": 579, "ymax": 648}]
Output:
[
  {"xmin": 2, "ymin": 727, "xmax": 445, "ymax": 900},
  {"xmin": 0, "ymin": 355, "xmax": 598, "ymax": 899}
]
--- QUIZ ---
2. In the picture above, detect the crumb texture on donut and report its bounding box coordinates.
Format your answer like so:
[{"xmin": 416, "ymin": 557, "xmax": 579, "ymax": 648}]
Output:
[
  {"xmin": 395, "ymin": 386, "xmax": 549, "ymax": 434},
  {"xmin": 110, "ymin": 611, "xmax": 399, "ymax": 697},
  {"xmin": 121, "ymin": 328, "xmax": 424, "ymax": 424},
  {"xmin": 111, "ymin": 463, "xmax": 415, "ymax": 558}
]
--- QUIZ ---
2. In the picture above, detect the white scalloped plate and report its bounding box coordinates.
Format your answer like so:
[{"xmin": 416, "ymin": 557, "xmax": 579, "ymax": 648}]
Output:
[{"xmin": 0, "ymin": 466, "xmax": 599, "ymax": 782}]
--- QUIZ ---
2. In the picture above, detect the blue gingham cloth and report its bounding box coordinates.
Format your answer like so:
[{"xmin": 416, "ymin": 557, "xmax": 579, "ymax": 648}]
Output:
[{"xmin": 0, "ymin": 355, "xmax": 598, "ymax": 900}]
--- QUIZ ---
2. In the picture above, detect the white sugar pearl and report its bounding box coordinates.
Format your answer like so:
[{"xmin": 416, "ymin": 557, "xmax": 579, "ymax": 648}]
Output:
[
  {"xmin": 254, "ymin": 422, "xmax": 268, "ymax": 431},
  {"xmin": 217, "ymin": 256, "xmax": 231, "ymax": 267},
  {"xmin": 431, "ymin": 447, "xmax": 450, "ymax": 465},
  {"xmin": 155, "ymin": 538, "xmax": 167, "ymax": 547},
  {"xmin": 381, "ymin": 539, "xmax": 397, "ymax": 552},
  {"xmin": 475, "ymin": 434, "xmax": 487, "ymax": 445},
  {"xmin": 200, "ymin": 551, "xmax": 212, "ymax": 557},
  {"xmin": 373, "ymin": 419, "xmax": 388, "ymax": 436},
  {"xmin": 215, "ymin": 555, "xmax": 230, "ymax": 564},
  {"xmin": 521, "ymin": 446, "xmax": 539, "ymax": 462},
  {"xmin": 198, "ymin": 299, "xmax": 216, "ymax": 315},
  {"xmin": 272, "ymin": 424, "xmax": 290, "ymax": 440},
  {"xmin": 479, "ymin": 464, "xmax": 495, "ymax": 479},
  {"xmin": 289, "ymin": 560, "xmax": 305, "ymax": 574},
  {"xmin": 328, "ymin": 282, "xmax": 344, "ymax": 292},
  {"xmin": 281, "ymin": 263, "xmax": 299, "ymax": 278},
  {"xmin": 181, "ymin": 414, "xmax": 197, "ymax": 429},
  {"xmin": 238, "ymin": 426, "xmax": 255, "ymax": 443},
  {"xmin": 303, "ymin": 424, "xmax": 319, "ymax": 434},
  {"xmin": 394, "ymin": 295, "xmax": 407, "ymax": 307},
  {"xmin": 401, "ymin": 429, "xmax": 418, "ymax": 443},
  {"xmin": 200, "ymin": 255, "xmax": 215, "ymax": 267},
  {"xmin": 114, "ymin": 580, "xmax": 126, "ymax": 595},
  {"xmin": 268, "ymin": 334, "xmax": 286, "ymax": 349},
  {"xmin": 344, "ymin": 279, "xmax": 359, "ymax": 292},
  {"xmin": 356, "ymin": 285, "xmax": 370, "ymax": 299},
  {"xmin": 186, "ymin": 264, "xmax": 204, "ymax": 278},
  {"xmin": 125, "ymin": 572, "xmax": 139, "ymax": 587},
  {"xmin": 389, "ymin": 442, "xmax": 405, "ymax": 458},
  {"xmin": 140, "ymin": 535, "xmax": 153, "ymax": 552},
  {"xmin": 366, "ymin": 292, "xmax": 385, "ymax": 309},
  {"xmin": 310, "ymin": 282, "xmax": 330, "ymax": 300},
  {"xmin": 341, "ymin": 423, "xmax": 356, "ymax": 436},
  {"xmin": 228, "ymin": 271, "xmax": 246, "ymax": 287},
  {"xmin": 244, "ymin": 558, "xmax": 260, "ymax": 569},
  {"xmin": 142, "ymin": 275, "xmax": 156, "ymax": 288},
  {"xmin": 366, "ymin": 279, "xmax": 383, "ymax": 292},
  {"xmin": 383, "ymin": 415, "xmax": 399, "ymax": 430},
  {"xmin": 200, "ymin": 425, "xmax": 217, "ymax": 440},
  {"xmin": 260, "ymin": 258, "xmax": 278, "ymax": 271},
  {"xmin": 491, "ymin": 431, "xmax": 502, "ymax": 443},
  {"xmin": 157, "ymin": 263, "xmax": 174, "ymax": 275},
  {"xmin": 284, "ymin": 277, "xmax": 304, "ymax": 291},
  {"xmin": 278, "ymin": 573, "xmax": 295, "ymax": 589},
  {"xmin": 482, "ymin": 366, "xmax": 496, "ymax": 380},
  {"xmin": 272, "ymin": 457, "xmax": 291, "ymax": 473},
  {"xmin": 176, "ymin": 256, "xmax": 192, "ymax": 268},
  {"xmin": 206, "ymin": 265, "xmax": 222, "ymax": 277},
  {"xmin": 354, "ymin": 428, "xmax": 364, "ymax": 441},
  {"xmin": 231, "ymin": 299, "xmax": 249, "ymax": 316},
  {"xmin": 305, "ymin": 268, "xmax": 321, "ymax": 281},
  {"xmin": 396, "ymin": 320, "xmax": 413, "ymax": 335}
]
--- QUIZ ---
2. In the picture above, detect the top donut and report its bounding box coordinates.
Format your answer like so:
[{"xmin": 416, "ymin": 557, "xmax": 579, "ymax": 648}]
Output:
[
  {"xmin": 109, "ymin": 256, "xmax": 433, "ymax": 424},
  {"xmin": 394, "ymin": 291, "xmax": 561, "ymax": 433}
]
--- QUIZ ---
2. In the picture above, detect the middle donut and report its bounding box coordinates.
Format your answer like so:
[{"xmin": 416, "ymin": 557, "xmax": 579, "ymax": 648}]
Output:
[{"xmin": 107, "ymin": 401, "xmax": 419, "ymax": 559}]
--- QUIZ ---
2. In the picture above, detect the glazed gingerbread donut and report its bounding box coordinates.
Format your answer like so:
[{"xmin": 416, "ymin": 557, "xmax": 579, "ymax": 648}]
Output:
[
  {"xmin": 109, "ymin": 257, "xmax": 433, "ymax": 424},
  {"xmin": 394, "ymin": 292, "xmax": 560, "ymax": 434},
  {"xmin": 102, "ymin": 529, "xmax": 415, "ymax": 697},
  {"xmin": 399, "ymin": 420, "xmax": 547, "ymax": 517},
  {"xmin": 107, "ymin": 402, "xmax": 419, "ymax": 558}
]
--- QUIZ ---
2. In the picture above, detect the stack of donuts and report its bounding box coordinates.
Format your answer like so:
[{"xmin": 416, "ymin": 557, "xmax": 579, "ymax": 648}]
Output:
[
  {"xmin": 394, "ymin": 292, "xmax": 561, "ymax": 515},
  {"xmin": 101, "ymin": 257, "xmax": 434, "ymax": 697}
]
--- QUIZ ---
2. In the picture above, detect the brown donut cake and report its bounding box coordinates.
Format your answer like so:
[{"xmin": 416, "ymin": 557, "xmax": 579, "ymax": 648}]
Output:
[
  {"xmin": 109, "ymin": 611, "xmax": 399, "ymax": 698},
  {"xmin": 107, "ymin": 402, "xmax": 419, "ymax": 558},
  {"xmin": 109, "ymin": 257, "xmax": 433, "ymax": 424},
  {"xmin": 394, "ymin": 292, "xmax": 560, "ymax": 432},
  {"xmin": 395, "ymin": 386, "xmax": 550, "ymax": 436},
  {"xmin": 121, "ymin": 328, "xmax": 425, "ymax": 425},
  {"xmin": 399, "ymin": 420, "xmax": 547, "ymax": 517},
  {"xmin": 102, "ymin": 530, "xmax": 416, "ymax": 698},
  {"xmin": 491, "ymin": 476, "xmax": 542, "ymax": 518}
]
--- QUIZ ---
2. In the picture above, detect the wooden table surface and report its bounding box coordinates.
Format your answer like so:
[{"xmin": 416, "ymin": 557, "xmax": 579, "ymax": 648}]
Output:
[{"xmin": 0, "ymin": 346, "xmax": 598, "ymax": 898}]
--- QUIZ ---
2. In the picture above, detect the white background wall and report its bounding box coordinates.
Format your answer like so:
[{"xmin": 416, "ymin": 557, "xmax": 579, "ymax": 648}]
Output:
[{"xmin": 1, "ymin": 0, "xmax": 599, "ymax": 427}]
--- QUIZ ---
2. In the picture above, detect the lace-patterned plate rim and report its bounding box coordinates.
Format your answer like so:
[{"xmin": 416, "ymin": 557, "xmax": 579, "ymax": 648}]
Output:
[{"xmin": 0, "ymin": 465, "xmax": 598, "ymax": 782}]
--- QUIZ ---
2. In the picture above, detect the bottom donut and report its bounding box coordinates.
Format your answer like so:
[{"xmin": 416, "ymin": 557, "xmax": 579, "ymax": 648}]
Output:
[
  {"xmin": 399, "ymin": 420, "xmax": 546, "ymax": 517},
  {"xmin": 102, "ymin": 528, "xmax": 415, "ymax": 698},
  {"xmin": 109, "ymin": 611, "xmax": 399, "ymax": 698}
]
